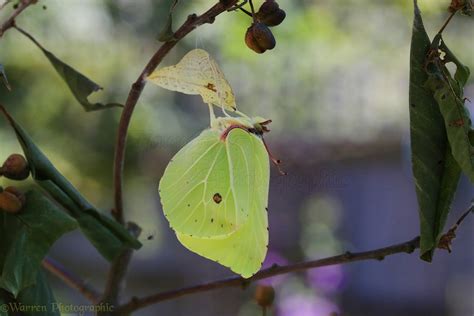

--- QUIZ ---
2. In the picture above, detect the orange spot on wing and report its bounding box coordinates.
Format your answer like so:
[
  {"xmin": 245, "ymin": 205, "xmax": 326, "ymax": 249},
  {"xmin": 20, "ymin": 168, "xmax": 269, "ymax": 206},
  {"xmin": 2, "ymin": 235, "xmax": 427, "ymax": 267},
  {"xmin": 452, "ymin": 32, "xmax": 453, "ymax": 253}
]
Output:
[{"xmin": 206, "ymin": 83, "xmax": 217, "ymax": 92}]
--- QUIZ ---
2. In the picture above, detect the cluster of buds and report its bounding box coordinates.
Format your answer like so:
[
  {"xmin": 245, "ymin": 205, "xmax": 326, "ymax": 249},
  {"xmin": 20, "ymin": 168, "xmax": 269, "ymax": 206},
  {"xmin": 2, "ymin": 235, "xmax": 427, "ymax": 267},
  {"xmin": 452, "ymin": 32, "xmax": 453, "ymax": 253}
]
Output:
[
  {"xmin": 244, "ymin": 0, "xmax": 286, "ymax": 54},
  {"xmin": 0, "ymin": 154, "xmax": 30, "ymax": 214}
]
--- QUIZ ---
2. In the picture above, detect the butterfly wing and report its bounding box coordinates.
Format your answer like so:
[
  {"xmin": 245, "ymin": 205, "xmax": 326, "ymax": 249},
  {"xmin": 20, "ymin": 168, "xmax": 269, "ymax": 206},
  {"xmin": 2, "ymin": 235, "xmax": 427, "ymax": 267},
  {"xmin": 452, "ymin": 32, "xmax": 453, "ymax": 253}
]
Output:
[
  {"xmin": 176, "ymin": 128, "xmax": 270, "ymax": 278},
  {"xmin": 159, "ymin": 128, "xmax": 254, "ymax": 238},
  {"xmin": 147, "ymin": 49, "xmax": 236, "ymax": 111}
]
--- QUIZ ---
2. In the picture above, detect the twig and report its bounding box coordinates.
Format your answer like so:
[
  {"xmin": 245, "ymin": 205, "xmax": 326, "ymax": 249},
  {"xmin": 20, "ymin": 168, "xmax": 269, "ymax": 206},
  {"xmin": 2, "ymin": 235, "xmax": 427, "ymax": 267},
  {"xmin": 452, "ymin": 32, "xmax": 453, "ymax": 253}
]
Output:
[
  {"xmin": 116, "ymin": 206, "xmax": 472, "ymax": 314},
  {"xmin": 436, "ymin": 10, "xmax": 456, "ymax": 35},
  {"xmin": 112, "ymin": 0, "xmax": 238, "ymax": 225},
  {"xmin": 100, "ymin": 223, "xmax": 142, "ymax": 310},
  {"xmin": 42, "ymin": 256, "xmax": 101, "ymax": 304},
  {"xmin": 0, "ymin": 0, "xmax": 37, "ymax": 37}
]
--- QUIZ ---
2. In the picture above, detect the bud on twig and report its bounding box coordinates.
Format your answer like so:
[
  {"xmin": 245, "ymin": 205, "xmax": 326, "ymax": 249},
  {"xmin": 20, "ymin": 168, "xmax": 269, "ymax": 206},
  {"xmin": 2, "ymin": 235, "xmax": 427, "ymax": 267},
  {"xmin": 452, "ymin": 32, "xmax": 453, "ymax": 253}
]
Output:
[
  {"xmin": 245, "ymin": 22, "xmax": 276, "ymax": 54},
  {"xmin": 256, "ymin": 0, "xmax": 286, "ymax": 27},
  {"xmin": 0, "ymin": 153, "xmax": 30, "ymax": 180},
  {"xmin": 0, "ymin": 186, "xmax": 25, "ymax": 214}
]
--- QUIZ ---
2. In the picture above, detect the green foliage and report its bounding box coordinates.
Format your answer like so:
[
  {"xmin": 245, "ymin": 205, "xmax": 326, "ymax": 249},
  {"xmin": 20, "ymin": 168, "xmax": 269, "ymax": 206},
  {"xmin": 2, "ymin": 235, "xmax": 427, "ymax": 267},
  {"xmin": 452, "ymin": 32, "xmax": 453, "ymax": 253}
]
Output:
[
  {"xmin": 409, "ymin": 0, "xmax": 471, "ymax": 261},
  {"xmin": 426, "ymin": 35, "xmax": 474, "ymax": 183},
  {"xmin": 17, "ymin": 29, "xmax": 122, "ymax": 112},
  {"xmin": 0, "ymin": 64, "xmax": 10, "ymax": 91},
  {"xmin": 0, "ymin": 106, "xmax": 142, "ymax": 262},
  {"xmin": 158, "ymin": 0, "xmax": 179, "ymax": 42},
  {"xmin": 16, "ymin": 271, "xmax": 60, "ymax": 316},
  {"xmin": 0, "ymin": 271, "xmax": 60, "ymax": 316},
  {"xmin": 0, "ymin": 191, "xmax": 77, "ymax": 297}
]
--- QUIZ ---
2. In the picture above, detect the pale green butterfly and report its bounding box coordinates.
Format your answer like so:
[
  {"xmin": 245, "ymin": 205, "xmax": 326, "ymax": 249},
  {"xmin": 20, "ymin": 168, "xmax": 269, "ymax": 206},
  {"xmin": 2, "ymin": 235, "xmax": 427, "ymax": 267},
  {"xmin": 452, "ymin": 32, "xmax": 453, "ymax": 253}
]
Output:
[{"xmin": 159, "ymin": 116, "xmax": 276, "ymax": 277}]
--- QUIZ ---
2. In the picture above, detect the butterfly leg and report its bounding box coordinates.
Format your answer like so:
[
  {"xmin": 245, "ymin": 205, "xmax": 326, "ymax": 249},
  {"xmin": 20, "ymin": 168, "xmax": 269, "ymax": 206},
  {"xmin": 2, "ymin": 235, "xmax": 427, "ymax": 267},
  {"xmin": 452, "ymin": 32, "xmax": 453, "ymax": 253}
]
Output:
[
  {"xmin": 208, "ymin": 103, "xmax": 217, "ymax": 127},
  {"xmin": 221, "ymin": 107, "xmax": 232, "ymax": 118}
]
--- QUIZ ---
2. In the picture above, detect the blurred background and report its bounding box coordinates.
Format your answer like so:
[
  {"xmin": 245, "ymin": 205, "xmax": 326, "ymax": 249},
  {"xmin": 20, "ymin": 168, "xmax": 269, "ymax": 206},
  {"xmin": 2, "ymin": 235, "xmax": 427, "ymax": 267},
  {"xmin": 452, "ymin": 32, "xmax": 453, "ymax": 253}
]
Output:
[{"xmin": 0, "ymin": 0, "xmax": 473, "ymax": 315}]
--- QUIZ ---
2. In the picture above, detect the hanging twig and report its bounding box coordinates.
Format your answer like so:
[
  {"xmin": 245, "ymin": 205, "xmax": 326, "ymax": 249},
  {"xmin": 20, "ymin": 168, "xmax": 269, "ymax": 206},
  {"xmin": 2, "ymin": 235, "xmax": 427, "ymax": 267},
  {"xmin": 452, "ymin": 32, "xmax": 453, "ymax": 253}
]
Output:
[
  {"xmin": 0, "ymin": 0, "xmax": 37, "ymax": 37},
  {"xmin": 42, "ymin": 256, "xmax": 101, "ymax": 304}
]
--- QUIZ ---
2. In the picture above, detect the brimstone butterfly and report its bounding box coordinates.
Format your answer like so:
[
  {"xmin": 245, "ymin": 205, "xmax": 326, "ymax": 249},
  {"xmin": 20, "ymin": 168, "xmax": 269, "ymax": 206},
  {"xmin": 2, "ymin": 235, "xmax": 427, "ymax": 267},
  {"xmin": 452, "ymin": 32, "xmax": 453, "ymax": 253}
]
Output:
[{"xmin": 159, "ymin": 116, "xmax": 273, "ymax": 277}]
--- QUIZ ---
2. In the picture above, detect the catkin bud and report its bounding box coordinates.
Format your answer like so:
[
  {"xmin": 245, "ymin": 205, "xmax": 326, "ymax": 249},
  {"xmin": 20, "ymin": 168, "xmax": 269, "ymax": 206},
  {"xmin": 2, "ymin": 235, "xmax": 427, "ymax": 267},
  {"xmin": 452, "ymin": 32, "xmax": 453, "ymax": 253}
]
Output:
[
  {"xmin": 0, "ymin": 154, "xmax": 30, "ymax": 181},
  {"xmin": 245, "ymin": 22, "xmax": 276, "ymax": 54}
]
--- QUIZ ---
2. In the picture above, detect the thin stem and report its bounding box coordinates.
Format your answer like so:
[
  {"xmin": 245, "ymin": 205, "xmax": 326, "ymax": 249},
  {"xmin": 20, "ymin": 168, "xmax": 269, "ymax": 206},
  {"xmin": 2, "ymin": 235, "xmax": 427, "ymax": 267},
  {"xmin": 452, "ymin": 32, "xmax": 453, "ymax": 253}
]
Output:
[
  {"xmin": 248, "ymin": 0, "xmax": 257, "ymax": 22},
  {"xmin": 436, "ymin": 10, "xmax": 456, "ymax": 35},
  {"xmin": 239, "ymin": 7, "xmax": 253, "ymax": 18},
  {"xmin": 42, "ymin": 257, "xmax": 101, "ymax": 304},
  {"xmin": 0, "ymin": 0, "xmax": 37, "ymax": 37},
  {"xmin": 100, "ymin": 223, "xmax": 142, "ymax": 309},
  {"xmin": 115, "ymin": 206, "xmax": 472, "ymax": 314},
  {"xmin": 112, "ymin": 0, "xmax": 238, "ymax": 225}
]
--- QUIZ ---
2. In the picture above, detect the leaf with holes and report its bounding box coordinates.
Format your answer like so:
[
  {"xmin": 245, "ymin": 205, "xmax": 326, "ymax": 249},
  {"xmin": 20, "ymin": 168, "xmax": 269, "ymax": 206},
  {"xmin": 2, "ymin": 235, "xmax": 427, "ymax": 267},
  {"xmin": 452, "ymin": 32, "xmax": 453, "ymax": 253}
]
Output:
[
  {"xmin": 408, "ymin": 0, "xmax": 461, "ymax": 262},
  {"xmin": 426, "ymin": 35, "xmax": 474, "ymax": 183}
]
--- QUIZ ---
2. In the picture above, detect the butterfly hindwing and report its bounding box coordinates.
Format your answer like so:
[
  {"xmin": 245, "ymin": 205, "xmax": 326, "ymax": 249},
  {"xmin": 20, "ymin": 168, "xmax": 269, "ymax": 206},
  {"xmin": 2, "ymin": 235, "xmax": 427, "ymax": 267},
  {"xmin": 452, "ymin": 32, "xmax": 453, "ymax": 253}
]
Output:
[
  {"xmin": 177, "ymin": 128, "xmax": 270, "ymax": 278},
  {"xmin": 159, "ymin": 128, "xmax": 254, "ymax": 238}
]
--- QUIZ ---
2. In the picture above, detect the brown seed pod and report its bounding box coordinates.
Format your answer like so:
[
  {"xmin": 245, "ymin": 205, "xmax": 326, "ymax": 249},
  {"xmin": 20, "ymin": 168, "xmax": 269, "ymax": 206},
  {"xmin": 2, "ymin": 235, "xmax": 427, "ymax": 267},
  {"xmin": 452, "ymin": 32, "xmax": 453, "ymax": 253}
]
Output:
[
  {"xmin": 245, "ymin": 22, "xmax": 276, "ymax": 54},
  {"xmin": 254, "ymin": 284, "xmax": 275, "ymax": 308},
  {"xmin": 256, "ymin": 0, "xmax": 286, "ymax": 27},
  {"xmin": 0, "ymin": 154, "xmax": 30, "ymax": 181},
  {"xmin": 4, "ymin": 186, "xmax": 26, "ymax": 205},
  {"xmin": 0, "ymin": 190, "xmax": 24, "ymax": 214}
]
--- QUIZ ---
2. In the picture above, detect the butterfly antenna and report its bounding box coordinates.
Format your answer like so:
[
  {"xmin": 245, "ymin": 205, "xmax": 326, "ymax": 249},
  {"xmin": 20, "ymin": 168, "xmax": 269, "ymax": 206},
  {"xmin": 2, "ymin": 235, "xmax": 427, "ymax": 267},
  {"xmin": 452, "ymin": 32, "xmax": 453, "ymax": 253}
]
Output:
[
  {"xmin": 261, "ymin": 137, "xmax": 287, "ymax": 175},
  {"xmin": 235, "ymin": 110, "xmax": 251, "ymax": 119}
]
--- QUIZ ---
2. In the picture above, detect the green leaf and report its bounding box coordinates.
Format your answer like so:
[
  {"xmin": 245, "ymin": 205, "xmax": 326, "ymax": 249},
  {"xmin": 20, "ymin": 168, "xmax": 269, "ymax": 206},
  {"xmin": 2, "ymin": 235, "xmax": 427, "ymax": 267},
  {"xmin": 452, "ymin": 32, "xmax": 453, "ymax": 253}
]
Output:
[
  {"xmin": 0, "ymin": 271, "xmax": 59, "ymax": 316},
  {"xmin": 0, "ymin": 105, "xmax": 142, "ymax": 261},
  {"xmin": 0, "ymin": 64, "xmax": 11, "ymax": 91},
  {"xmin": 0, "ymin": 191, "xmax": 77, "ymax": 297},
  {"xmin": 158, "ymin": 0, "xmax": 179, "ymax": 42},
  {"xmin": 409, "ymin": 0, "xmax": 461, "ymax": 262},
  {"xmin": 426, "ymin": 36, "xmax": 474, "ymax": 183},
  {"xmin": 17, "ymin": 28, "xmax": 122, "ymax": 112},
  {"xmin": 15, "ymin": 270, "xmax": 60, "ymax": 316}
]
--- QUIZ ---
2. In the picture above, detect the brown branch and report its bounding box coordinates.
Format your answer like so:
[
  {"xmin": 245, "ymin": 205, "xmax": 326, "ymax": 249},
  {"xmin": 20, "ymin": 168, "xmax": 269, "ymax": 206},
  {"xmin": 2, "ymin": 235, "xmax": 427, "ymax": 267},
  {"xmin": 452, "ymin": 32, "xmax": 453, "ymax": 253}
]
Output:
[
  {"xmin": 42, "ymin": 256, "xmax": 101, "ymax": 304},
  {"xmin": 0, "ymin": 0, "xmax": 37, "ymax": 37},
  {"xmin": 116, "ymin": 204, "xmax": 473, "ymax": 314},
  {"xmin": 100, "ymin": 222, "xmax": 142, "ymax": 309},
  {"xmin": 112, "ymin": 0, "xmax": 239, "ymax": 225},
  {"xmin": 436, "ymin": 10, "xmax": 457, "ymax": 35}
]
